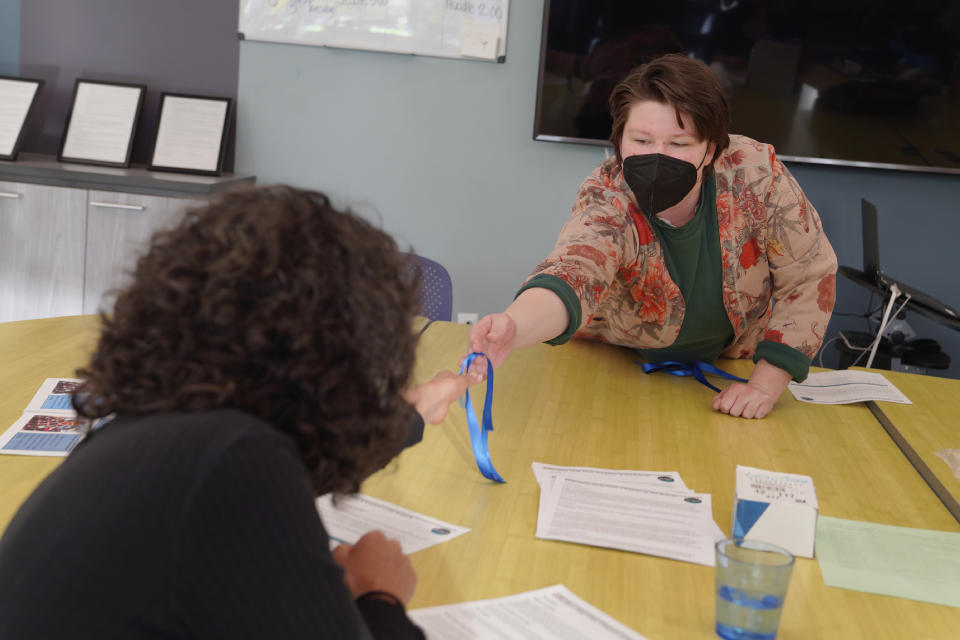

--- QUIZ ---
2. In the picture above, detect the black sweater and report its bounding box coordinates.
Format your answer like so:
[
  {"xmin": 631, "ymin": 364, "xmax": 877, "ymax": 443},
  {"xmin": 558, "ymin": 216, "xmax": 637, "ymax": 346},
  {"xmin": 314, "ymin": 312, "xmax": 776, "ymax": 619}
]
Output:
[{"xmin": 0, "ymin": 408, "xmax": 426, "ymax": 639}]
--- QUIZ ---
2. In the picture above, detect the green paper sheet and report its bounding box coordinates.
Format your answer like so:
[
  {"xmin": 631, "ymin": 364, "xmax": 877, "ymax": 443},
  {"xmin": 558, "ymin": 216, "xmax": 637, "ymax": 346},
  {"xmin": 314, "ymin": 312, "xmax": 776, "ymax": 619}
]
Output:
[{"xmin": 816, "ymin": 515, "xmax": 960, "ymax": 608}]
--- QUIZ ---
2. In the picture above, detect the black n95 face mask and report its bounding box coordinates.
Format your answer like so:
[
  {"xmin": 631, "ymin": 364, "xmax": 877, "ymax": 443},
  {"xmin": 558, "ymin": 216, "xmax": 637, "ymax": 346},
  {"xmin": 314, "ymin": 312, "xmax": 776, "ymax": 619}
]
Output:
[{"xmin": 622, "ymin": 153, "xmax": 698, "ymax": 216}]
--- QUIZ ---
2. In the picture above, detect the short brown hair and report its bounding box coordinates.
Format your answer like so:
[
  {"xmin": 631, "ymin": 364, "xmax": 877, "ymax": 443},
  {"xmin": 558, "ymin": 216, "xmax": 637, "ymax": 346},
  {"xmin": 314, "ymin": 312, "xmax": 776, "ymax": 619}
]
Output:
[
  {"xmin": 608, "ymin": 54, "xmax": 731, "ymax": 173},
  {"xmin": 74, "ymin": 186, "xmax": 420, "ymax": 495}
]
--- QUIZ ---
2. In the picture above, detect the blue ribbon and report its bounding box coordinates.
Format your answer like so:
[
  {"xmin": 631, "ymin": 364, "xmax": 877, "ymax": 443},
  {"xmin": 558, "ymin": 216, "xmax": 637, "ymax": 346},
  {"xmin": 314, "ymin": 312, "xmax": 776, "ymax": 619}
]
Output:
[
  {"xmin": 458, "ymin": 353, "xmax": 506, "ymax": 483},
  {"xmin": 638, "ymin": 360, "xmax": 747, "ymax": 393}
]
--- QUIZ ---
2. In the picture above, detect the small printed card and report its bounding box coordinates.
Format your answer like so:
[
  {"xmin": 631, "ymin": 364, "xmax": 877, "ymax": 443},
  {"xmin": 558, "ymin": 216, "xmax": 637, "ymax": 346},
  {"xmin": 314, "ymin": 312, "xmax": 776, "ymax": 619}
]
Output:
[
  {"xmin": 733, "ymin": 465, "xmax": 818, "ymax": 558},
  {"xmin": 0, "ymin": 378, "xmax": 85, "ymax": 457},
  {"xmin": 316, "ymin": 493, "xmax": 469, "ymax": 554}
]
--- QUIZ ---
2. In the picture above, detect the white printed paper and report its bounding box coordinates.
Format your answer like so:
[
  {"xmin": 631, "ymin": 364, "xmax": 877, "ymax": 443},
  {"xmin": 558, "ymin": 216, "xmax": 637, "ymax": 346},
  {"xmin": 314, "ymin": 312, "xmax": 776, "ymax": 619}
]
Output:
[
  {"xmin": 409, "ymin": 584, "xmax": 648, "ymax": 640},
  {"xmin": 536, "ymin": 476, "xmax": 717, "ymax": 566},
  {"xmin": 316, "ymin": 493, "xmax": 469, "ymax": 554},
  {"xmin": 788, "ymin": 370, "xmax": 911, "ymax": 405},
  {"xmin": 533, "ymin": 462, "xmax": 725, "ymax": 543},
  {"xmin": 0, "ymin": 78, "xmax": 40, "ymax": 156},
  {"xmin": 151, "ymin": 96, "xmax": 228, "ymax": 172},
  {"xmin": 61, "ymin": 82, "xmax": 142, "ymax": 163},
  {"xmin": 531, "ymin": 462, "xmax": 688, "ymax": 490}
]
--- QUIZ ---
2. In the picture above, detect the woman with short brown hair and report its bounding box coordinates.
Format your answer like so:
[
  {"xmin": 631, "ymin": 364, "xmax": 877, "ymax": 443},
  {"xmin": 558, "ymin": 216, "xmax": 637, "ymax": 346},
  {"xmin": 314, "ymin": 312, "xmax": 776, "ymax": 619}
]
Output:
[{"xmin": 468, "ymin": 54, "xmax": 836, "ymax": 419}]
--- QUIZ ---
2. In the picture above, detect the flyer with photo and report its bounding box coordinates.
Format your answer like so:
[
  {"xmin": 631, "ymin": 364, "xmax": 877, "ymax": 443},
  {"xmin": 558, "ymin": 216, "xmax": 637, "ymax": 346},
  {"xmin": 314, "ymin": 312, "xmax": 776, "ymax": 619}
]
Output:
[{"xmin": 0, "ymin": 378, "xmax": 85, "ymax": 457}]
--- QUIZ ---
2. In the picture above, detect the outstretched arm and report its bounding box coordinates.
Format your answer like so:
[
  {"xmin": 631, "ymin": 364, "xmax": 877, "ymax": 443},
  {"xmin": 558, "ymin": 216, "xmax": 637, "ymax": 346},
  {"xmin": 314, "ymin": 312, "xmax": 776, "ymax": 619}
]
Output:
[{"xmin": 463, "ymin": 287, "xmax": 569, "ymax": 380}]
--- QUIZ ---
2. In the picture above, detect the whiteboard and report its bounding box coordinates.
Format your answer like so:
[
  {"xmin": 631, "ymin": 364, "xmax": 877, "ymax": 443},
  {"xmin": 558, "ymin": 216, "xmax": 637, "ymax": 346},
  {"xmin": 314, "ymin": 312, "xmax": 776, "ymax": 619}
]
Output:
[{"xmin": 239, "ymin": 0, "xmax": 509, "ymax": 62}]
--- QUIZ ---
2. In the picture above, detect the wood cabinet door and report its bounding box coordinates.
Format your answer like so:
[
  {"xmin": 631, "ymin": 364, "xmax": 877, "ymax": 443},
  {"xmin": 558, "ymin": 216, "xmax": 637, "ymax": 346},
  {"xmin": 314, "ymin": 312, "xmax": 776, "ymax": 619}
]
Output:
[
  {"xmin": 83, "ymin": 191, "xmax": 205, "ymax": 315},
  {"xmin": 0, "ymin": 181, "xmax": 87, "ymax": 323}
]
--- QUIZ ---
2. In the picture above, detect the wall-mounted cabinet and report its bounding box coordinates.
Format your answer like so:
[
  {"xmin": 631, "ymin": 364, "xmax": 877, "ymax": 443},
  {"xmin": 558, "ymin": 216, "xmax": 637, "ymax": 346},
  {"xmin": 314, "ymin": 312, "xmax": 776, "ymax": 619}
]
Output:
[
  {"xmin": 0, "ymin": 154, "xmax": 254, "ymax": 323},
  {"xmin": 0, "ymin": 182, "xmax": 87, "ymax": 322},
  {"xmin": 83, "ymin": 192, "xmax": 206, "ymax": 315}
]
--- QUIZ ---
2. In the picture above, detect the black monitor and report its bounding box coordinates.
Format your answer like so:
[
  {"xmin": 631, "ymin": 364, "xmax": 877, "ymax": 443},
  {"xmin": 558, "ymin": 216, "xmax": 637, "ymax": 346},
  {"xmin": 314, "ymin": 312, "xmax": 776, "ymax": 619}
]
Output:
[
  {"xmin": 861, "ymin": 200, "xmax": 881, "ymax": 280},
  {"xmin": 535, "ymin": 0, "xmax": 960, "ymax": 175},
  {"xmin": 855, "ymin": 198, "xmax": 960, "ymax": 327}
]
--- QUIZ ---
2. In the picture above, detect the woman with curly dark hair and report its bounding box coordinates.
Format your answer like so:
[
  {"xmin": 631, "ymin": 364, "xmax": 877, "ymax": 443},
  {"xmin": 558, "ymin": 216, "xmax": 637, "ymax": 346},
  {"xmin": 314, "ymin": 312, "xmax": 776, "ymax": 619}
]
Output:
[{"xmin": 0, "ymin": 186, "xmax": 471, "ymax": 639}]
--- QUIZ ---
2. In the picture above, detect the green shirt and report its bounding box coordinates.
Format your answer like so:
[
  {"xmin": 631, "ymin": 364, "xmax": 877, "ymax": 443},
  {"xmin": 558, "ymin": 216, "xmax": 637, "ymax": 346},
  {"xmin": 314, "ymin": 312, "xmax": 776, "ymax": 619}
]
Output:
[{"xmin": 637, "ymin": 174, "xmax": 733, "ymax": 364}]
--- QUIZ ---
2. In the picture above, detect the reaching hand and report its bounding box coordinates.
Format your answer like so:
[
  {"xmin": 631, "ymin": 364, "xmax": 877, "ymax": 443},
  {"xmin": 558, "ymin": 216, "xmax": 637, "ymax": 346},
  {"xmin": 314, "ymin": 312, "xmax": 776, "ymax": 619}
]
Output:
[
  {"xmin": 712, "ymin": 359, "xmax": 791, "ymax": 419},
  {"xmin": 459, "ymin": 313, "xmax": 518, "ymax": 381},
  {"xmin": 331, "ymin": 530, "xmax": 417, "ymax": 605},
  {"xmin": 403, "ymin": 371, "xmax": 473, "ymax": 425},
  {"xmin": 712, "ymin": 382, "xmax": 777, "ymax": 419}
]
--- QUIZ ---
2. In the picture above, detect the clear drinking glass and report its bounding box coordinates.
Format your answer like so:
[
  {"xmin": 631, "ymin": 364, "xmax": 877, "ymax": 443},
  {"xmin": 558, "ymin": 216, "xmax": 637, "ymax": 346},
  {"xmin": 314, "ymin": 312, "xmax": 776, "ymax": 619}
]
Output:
[{"xmin": 715, "ymin": 538, "xmax": 795, "ymax": 640}]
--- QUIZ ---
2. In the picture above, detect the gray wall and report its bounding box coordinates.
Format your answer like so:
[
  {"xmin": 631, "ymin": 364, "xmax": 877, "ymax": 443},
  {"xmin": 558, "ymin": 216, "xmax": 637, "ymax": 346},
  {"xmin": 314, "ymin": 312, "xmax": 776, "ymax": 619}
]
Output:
[
  {"xmin": 236, "ymin": 0, "xmax": 960, "ymax": 378},
  {"xmin": 0, "ymin": 0, "xmax": 17, "ymax": 75},
  {"xmin": 17, "ymin": 0, "xmax": 239, "ymax": 169},
  {"xmin": 236, "ymin": 1, "xmax": 602, "ymax": 322}
]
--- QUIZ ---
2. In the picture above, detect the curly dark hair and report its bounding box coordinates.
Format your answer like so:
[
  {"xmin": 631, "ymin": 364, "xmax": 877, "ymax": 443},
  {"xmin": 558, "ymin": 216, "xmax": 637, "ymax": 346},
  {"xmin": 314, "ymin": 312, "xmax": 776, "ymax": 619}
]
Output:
[{"xmin": 74, "ymin": 185, "xmax": 421, "ymax": 495}]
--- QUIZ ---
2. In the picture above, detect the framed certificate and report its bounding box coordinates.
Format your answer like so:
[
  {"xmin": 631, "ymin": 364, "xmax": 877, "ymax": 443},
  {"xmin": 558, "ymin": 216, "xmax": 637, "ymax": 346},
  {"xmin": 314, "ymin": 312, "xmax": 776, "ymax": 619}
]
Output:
[
  {"xmin": 58, "ymin": 79, "xmax": 146, "ymax": 167},
  {"xmin": 0, "ymin": 76, "xmax": 44, "ymax": 161},
  {"xmin": 148, "ymin": 93, "xmax": 232, "ymax": 176}
]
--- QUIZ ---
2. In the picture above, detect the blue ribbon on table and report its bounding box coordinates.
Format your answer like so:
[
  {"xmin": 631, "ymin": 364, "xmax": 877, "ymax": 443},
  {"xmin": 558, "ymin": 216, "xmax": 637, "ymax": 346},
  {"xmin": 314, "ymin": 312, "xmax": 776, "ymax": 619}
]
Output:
[
  {"xmin": 638, "ymin": 360, "xmax": 747, "ymax": 393},
  {"xmin": 458, "ymin": 353, "xmax": 506, "ymax": 483}
]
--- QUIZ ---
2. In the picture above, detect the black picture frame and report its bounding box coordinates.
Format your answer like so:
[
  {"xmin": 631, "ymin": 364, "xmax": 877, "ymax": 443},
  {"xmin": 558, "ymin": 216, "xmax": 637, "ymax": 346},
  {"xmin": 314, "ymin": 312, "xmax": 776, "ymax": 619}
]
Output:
[
  {"xmin": 58, "ymin": 79, "xmax": 146, "ymax": 168},
  {"xmin": 147, "ymin": 93, "xmax": 232, "ymax": 176},
  {"xmin": 0, "ymin": 75, "xmax": 44, "ymax": 161}
]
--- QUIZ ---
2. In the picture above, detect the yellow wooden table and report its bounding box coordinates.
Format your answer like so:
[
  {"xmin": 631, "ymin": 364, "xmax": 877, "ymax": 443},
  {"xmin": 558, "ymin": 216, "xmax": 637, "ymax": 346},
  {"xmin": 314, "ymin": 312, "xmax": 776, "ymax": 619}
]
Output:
[
  {"xmin": 373, "ymin": 323, "xmax": 960, "ymax": 639},
  {"xmin": 858, "ymin": 367, "xmax": 960, "ymax": 521},
  {"xmin": 1, "ymin": 316, "xmax": 958, "ymax": 639},
  {"xmin": 0, "ymin": 315, "xmax": 102, "ymax": 529}
]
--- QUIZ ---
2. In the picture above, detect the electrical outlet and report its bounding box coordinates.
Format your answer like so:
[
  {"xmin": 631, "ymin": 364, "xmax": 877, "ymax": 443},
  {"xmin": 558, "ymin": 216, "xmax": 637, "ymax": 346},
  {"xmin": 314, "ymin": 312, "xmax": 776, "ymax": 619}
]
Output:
[{"xmin": 457, "ymin": 312, "xmax": 479, "ymax": 325}]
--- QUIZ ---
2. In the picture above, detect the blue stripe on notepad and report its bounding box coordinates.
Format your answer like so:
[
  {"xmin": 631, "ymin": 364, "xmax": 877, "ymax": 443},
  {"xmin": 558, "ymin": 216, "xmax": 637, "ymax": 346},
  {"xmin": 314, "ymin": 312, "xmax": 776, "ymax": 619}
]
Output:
[{"xmin": 3, "ymin": 432, "xmax": 81, "ymax": 452}]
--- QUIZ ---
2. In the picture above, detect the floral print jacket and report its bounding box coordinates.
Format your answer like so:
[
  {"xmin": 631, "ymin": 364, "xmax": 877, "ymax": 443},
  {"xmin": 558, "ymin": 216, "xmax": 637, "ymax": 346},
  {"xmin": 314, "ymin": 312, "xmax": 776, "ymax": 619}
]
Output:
[{"xmin": 527, "ymin": 135, "xmax": 837, "ymax": 361}]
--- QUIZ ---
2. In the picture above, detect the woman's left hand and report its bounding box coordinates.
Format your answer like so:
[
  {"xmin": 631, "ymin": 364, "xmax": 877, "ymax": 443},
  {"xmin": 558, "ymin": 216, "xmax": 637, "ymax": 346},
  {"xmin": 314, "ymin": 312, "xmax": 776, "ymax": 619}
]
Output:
[
  {"xmin": 712, "ymin": 359, "xmax": 791, "ymax": 419},
  {"xmin": 712, "ymin": 382, "xmax": 778, "ymax": 419}
]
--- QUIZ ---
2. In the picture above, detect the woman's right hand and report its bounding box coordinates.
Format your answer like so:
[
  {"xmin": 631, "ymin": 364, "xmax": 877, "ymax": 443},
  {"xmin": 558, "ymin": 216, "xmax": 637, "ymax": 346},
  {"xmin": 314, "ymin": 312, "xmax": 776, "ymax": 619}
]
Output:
[
  {"xmin": 462, "ymin": 312, "xmax": 518, "ymax": 381},
  {"xmin": 459, "ymin": 288, "xmax": 569, "ymax": 381},
  {"xmin": 331, "ymin": 530, "xmax": 417, "ymax": 605}
]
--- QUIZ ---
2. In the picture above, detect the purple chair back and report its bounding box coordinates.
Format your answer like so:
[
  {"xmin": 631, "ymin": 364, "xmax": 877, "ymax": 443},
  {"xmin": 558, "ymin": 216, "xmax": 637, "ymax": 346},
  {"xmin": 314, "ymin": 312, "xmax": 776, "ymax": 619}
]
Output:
[{"xmin": 403, "ymin": 253, "xmax": 453, "ymax": 322}]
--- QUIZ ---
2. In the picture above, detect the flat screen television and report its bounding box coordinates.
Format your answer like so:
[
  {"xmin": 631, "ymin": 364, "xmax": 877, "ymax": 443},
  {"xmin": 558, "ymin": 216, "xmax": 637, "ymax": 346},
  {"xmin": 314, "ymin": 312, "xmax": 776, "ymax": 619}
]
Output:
[{"xmin": 534, "ymin": 0, "xmax": 960, "ymax": 175}]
